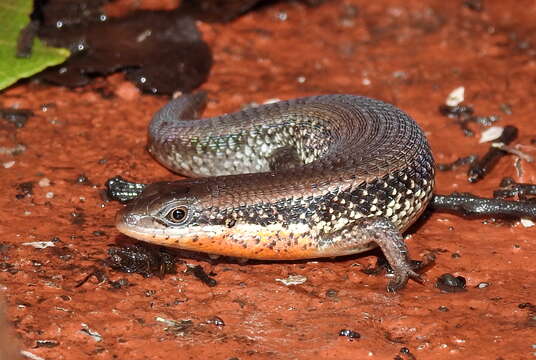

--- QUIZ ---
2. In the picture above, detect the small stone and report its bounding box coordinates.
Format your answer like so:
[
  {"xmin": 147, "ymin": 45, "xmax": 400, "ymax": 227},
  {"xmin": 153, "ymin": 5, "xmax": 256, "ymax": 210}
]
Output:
[
  {"xmin": 436, "ymin": 273, "xmax": 467, "ymax": 293},
  {"xmin": 520, "ymin": 218, "xmax": 535, "ymax": 228},
  {"xmin": 275, "ymin": 274, "xmax": 307, "ymax": 286},
  {"xmin": 325, "ymin": 289, "xmax": 338, "ymax": 298},
  {"xmin": 445, "ymin": 86, "xmax": 465, "ymax": 106},
  {"xmin": 21, "ymin": 241, "xmax": 55, "ymax": 249},
  {"xmin": 38, "ymin": 178, "xmax": 51, "ymax": 187},
  {"xmin": 339, "ymin": 329, "xmax": 360, "ymax": 339},
  {"xmin": 479, "ymin": 126, "xmax": 503, "ymax": 143}
]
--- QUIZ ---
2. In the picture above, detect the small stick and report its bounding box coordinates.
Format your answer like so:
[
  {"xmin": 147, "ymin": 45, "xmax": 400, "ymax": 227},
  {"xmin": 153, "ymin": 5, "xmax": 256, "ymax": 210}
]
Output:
[
  {"xmin": 493, "ymin": 177, "xmax": 536, "ymax": 200},
  {"xmin": 467, "ymin": 125, "xmax": 518, "ymax": 183},
  {"xmin": 432, "ymin": 193, "xmax": 536, "ymax": 219},
  {"xmin": 437, "ymin": 155, "xmax": 478, "ymax": 171}
]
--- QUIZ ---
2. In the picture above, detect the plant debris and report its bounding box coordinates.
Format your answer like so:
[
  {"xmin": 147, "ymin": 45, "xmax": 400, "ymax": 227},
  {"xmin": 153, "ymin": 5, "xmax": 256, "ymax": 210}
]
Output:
[
  {"xmin": 0, "ymin": 107, "xmax": 33, "ymax": 128},
  {"xmin": 16, "ymin": 19, "xmax": 39, "ymax": 58},
  {"xmin": 105, "ymin": 176, "xmax": 146, "ymax": 202},
  {"xmin": 32, "ymin": 0, "xmax": 330, "ymax": 93},
  {"xmin": 438, "ymin": 89, "xmax": 501, "ymax": 137},
  {"xmin": 338, "ymin": 329, "xmax": 361, "ymax": 340},
  {"xmin": 432, "ymin": 193, "xmax": 536, "ymax": 219},
  {"xmin": 517, "ymin": 303, "xmax": 536, "ymax": 327},
  {"xmin": 75, "ymin": 268, "xmax": 107, "ymax": 288},
  {"xmin": 106, "ymin": 244, "xmax": 177, "ymax": 278},
  {"xmin": 206, "ymin": 316, "xmax": 225, "ymax": 327},
  {"xmin": 437, "ymin": 154, "xmax": 478, "ymax": 171},
  {"xmin": 463, "ymin": 0, "xmax": 484, "ymax": 12},
  {"xmin": 467, "ymin": 125, "xmax": 518, "ymax": 183},
  {"xmin": 186, "ymin": 264, "xmax": 217, "ymax": 287},
  {"xmin": 181, "ymin": 0, "xmax": 327, "ymax": 22},
  {"xmin": 493, "ymin": 177, "xmax": 536, "ymax": 200},
  {"xmin": 38, "ymin": 6, "xmax": 212, "ymax": 94},
  {"xmin": 156, "ymin": 317, "xmax": 195, "ymax": 336},
  {"xmin": 0, "ymin": 0, "xmax": 69, "ymax": 90},
  {"xmin": 181, "ymin": 0, "xmax": 265, "ymax": 22},
  {"xmin": 15, "ymin": 181, "xmax": 34, "ymax": 198}
]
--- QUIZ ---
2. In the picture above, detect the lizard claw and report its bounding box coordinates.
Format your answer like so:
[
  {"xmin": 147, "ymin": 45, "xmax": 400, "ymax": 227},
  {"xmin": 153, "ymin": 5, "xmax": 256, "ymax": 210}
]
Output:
[{"xmin": 387, "ymin": 269, "xmax": 424, "ymax": 293}]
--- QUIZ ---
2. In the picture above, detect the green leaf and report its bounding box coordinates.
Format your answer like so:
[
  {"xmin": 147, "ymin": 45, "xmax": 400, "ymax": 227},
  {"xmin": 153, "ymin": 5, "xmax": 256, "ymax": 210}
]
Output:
[{"xmin": 0, "ymin": 0, "xmax": 70, "ymax": 90}]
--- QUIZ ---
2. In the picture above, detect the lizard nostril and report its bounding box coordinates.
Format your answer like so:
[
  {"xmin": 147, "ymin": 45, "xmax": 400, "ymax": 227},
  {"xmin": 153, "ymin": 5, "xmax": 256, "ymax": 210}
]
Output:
[
  {"xmin": 116, "ymin": 208, "xmax": 140, "ymax": 227},
  {"xmin": 123, "ymin": 213, "xmax": 139, "ymax": 226}
]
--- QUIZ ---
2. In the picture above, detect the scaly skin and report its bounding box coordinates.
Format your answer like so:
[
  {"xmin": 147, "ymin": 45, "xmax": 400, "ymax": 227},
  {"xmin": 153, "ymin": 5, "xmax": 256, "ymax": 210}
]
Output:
[{"xmin": 116, "ymin": 93, "xmax": 435, "ymax": 291}]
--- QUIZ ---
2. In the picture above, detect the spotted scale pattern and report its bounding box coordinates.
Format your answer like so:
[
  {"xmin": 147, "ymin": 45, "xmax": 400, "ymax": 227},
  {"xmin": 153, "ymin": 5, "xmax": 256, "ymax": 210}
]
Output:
[{"xmin": 123, "ymin": 94, "xmax": 435, "ymax": 261}]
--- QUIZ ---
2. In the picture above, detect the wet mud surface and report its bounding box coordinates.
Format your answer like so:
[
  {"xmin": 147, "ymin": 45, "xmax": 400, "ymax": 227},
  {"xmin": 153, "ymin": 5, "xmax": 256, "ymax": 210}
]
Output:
[{"xmin": 1, "ymin": 0, "xmax": 535, "ymax": 359}]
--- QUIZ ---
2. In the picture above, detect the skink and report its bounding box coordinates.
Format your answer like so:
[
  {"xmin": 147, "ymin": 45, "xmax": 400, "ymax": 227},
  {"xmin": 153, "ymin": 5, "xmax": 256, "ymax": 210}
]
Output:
[{"xmin": 116, "ymin": 93, "xmax": 435, "ymax": 291}]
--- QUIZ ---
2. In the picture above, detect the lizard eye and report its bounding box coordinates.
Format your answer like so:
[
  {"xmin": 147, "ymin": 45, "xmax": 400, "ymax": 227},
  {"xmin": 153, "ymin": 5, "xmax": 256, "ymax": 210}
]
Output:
[{"xmin": 166, "ymin": 206, "xmax": 188, "ymax": 224}]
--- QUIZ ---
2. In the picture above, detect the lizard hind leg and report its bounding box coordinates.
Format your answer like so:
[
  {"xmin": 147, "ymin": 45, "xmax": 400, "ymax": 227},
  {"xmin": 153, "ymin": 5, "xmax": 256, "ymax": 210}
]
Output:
[
  {"xmin": 268, "ymin": 146, "xmax": 303, "ymax": 172},
  {"xmin": 336, "ymin": 217, "xmax": 423, "ymax": 292}
]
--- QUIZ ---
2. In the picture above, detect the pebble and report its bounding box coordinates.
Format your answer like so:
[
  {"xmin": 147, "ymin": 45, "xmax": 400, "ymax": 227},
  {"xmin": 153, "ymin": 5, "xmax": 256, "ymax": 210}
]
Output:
[{"xmin": 38, "ymin": 178, "xmax": 51, "ymax": 187}]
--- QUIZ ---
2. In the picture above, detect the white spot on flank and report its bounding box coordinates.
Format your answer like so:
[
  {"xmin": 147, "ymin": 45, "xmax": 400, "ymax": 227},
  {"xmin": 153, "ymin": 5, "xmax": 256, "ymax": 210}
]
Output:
[{"xmin": 334, "ymin": 217, "xmax": 349, "ymax": 230}]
